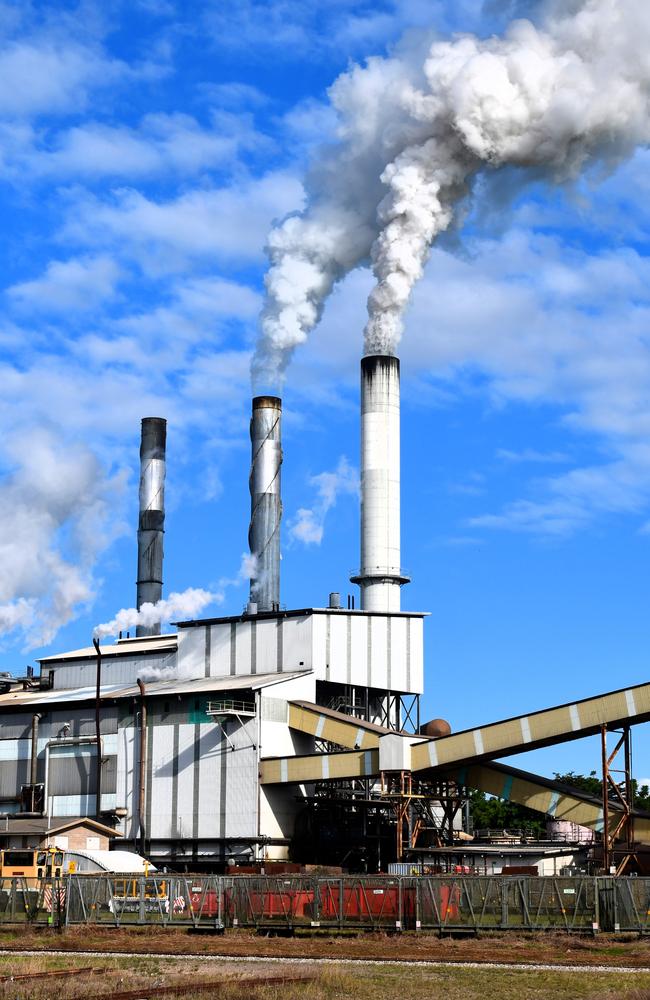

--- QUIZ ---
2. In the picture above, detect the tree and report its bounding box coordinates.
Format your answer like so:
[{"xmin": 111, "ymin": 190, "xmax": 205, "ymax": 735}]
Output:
[
  {"xmin": 468, "ymin": 789, "xmax": 545, "ymax": 837},
  {"xmin": 555, "ymin": 771, "xmax": 650, "ymax": 812}
]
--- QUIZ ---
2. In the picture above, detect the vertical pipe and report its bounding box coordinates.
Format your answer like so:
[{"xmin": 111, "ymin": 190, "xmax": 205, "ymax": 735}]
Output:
[
  {"xmin": 351, "ymin": 355, "xmax": 409, "ymax": 611},
  {"xmin": 93, "ymin": 638, "xmax": 102, "ymax": 818},
  {"xmin": 249, "ymin": 396, "xmax": 282, "ymax": 612},
  {"xmin": 30, "ymin": 713, "xmax": 41, "ymax": 788},
  {"xmin": 137, "ymin": 678, "xmax": 147, "ymax": 856},
  {"xmin": 136, "ymin": 417, "xmax": 167, "ymax": 637},
  {"xmin": 601, "ymin": 724, "xmax": 610, "ymax": 874}
]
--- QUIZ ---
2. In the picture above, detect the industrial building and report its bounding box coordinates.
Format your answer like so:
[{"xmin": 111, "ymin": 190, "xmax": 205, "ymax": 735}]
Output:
[{"xmin": 0, "ymin": 354, "xmax": 649, "ymax": 873}]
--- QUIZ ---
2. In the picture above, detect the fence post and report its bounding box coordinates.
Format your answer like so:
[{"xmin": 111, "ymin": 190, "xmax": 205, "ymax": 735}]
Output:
[{"xmin": 501, "ymin": 877, "xmax": 508, "ymax": 929}]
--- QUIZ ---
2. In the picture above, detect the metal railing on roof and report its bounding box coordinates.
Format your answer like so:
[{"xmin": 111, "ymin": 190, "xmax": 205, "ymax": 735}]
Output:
[{"xmin": 207, "ymin": 700, "xmax": 255, "ymax": 717}]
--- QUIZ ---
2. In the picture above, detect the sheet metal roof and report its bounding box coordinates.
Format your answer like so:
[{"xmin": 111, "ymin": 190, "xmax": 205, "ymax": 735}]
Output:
[
  {"xmin": 39, "ymin": 634, "xmax": 178, "ymax": 663},
  {"xmin": 0, "ymin": 817, "xmax": 122, "ymax": 837},
  {"xmin": 0, "ymin": 670, "xmax": 313, "ymax": 708},
  {"xmin": 176, "ymin": 607, "xmax": 428, "ymax": 628}
]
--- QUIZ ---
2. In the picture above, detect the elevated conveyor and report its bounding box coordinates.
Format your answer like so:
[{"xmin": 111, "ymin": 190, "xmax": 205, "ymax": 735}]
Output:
[{"xmin": 259, "ymin": 688, "xmax": 650, "ymax": 841}]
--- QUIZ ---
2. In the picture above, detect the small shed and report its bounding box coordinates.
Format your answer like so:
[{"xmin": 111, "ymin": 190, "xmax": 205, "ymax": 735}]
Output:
[{"xmin": 0, "ymin": 817, "xmax": 121, "ymax": 852}]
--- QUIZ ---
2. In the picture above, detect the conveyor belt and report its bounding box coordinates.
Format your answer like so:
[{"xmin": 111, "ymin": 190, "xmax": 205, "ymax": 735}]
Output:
[
  {"xmin": 258, "ymin": 686, "xmax": 650, "ymax": 842},
  {"xmin": 410, "ymin": 680, "xmax": 650, "ymax": 771},
  {"xmin": 287, "ymin": 701, "xmax": 388, "ymax": 750},
  {"xmin": 282, "ymin": 701, "xmax": 650, "ymax": 836},
  {"xmin": 262, "ymin": 680, "xmax": 650, "ymax": 781}
]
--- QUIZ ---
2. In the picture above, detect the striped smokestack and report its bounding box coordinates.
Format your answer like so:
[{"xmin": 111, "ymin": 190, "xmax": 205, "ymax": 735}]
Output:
[
  {"xmin": 351, "ymin": 356, "xmax": 409, "ymax": 612},
  {"xmin": 136, "ymin": 417, "xmax": 166, "ymax": 637},
  {"xmin": 249, "ymin": 396, "xmax": 282, "ymax": 612}
]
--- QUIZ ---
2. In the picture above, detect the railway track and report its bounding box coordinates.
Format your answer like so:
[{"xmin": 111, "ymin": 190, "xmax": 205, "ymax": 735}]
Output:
[{"xmin": 0, "ymin": 949, "xmax": 649, "ymax": 975}]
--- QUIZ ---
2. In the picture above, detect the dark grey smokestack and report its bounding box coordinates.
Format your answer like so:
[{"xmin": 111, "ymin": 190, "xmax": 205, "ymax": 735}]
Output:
[
  {"xmin": 249, "ymin": 396, "xmax": 282, "ymax": 613},
  {"xmin": 136, "ymin": 417, "xmax": 166, "ymax": 637}
]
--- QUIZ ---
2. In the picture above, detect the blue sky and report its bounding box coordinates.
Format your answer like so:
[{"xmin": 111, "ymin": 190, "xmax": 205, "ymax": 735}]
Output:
[{"xmin": 0, "ymin": 0, "xmax": 649, "ymax": 781}]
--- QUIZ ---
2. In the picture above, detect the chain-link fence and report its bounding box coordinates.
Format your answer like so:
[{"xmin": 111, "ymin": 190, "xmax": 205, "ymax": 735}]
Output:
[{"xmin": 0, "ymin": 874, "xmax": 647, "ymax": 933}]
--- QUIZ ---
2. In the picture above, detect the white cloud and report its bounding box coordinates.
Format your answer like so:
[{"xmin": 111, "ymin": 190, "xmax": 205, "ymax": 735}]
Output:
[
  {"xmin": 64, "ymin": 171, "xmax": 304, "ymax": 269},
  {"xmin": 0, "ymin": 41, "xmax": 130, "ymax": 117},
  {"xmin": 8, "ymin": 255, "xmax": 121, "ymax": 312},
  {"xmin": 17, "ymin": 111, "xmax": 267, "ymax": 181},
  {"xmin": 289, "ymin": 456, "xmax": 358, "ymax": 545},
  {"xmin": 496, "ymin": 449, "xmax": 570, "ymax": 464}
]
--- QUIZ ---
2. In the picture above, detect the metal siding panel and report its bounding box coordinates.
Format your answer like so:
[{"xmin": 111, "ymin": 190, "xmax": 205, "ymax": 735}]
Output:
[
  {"xmin": 117, "ymin": 720, "xmax": 137, "ymax": 837},
  {"xmin": 209, "ymin": 623, "xmax": 231, "ymax": 677},
  {"xmin": 327, "ymin": 615, "xmax": 348, "ymax": 686},
  {"xmin": 102, "ymin": 754, "xmax": 117, "ymax": 795},
  {"xmin": 0, "ymin": 759, "xmax": 28, "ymax": 798},
  {"xmin": 282, "ymin": 616, "xmax": 311, "ymax": 671},
  {"xmin": 370, "ymin": 616, "xmax": 388, "ymax": 689},
  {"xmin": 350, "ymin": 616, "xmax": 367, "ymax": 686},
  {"xmin": 48, "ymin": 748, "xmax": 96, "ymax": 796},
  {"xmin": 50, "ymin": 793, "xmax": 117, "ymax": 817},
  {"xmin": 255, "ymin": 621, "xmax": 277, "ymax": 675},
  {"xmin": 196, "ymin": 722, "xmax": 224, "ymax": 839},
  {"xmin": 177, "ymin": 626, "xmax": 206, "ymax": 681},
  {"xmin": 409, "ymin": 618, "xmax": 424, "ymax": 693},
  {"xmin": 224, "ymin": 717, "xmax": 258, "ymax": 839},
  {"xmin": 43, "ymin": 709, "xmax": 118, "ymax": 738},
  {"xmin": 52, "ymin": 654, "xmax": 176, "ymax": 690},
  {"xmin": 174, "ymin": 724, "xmax": 196, "ymax": 840},
  {"xmin": 0, "ymin": 739, "xmax": 30, "ymax": 761},
  {"xmin": 0, "ymin": 715, "xmax": 32, "ymax": 740},
  {"xmin": 310, "ymin": 614, "xmax": 327, "ymax": 678},
  {"xmin": 149, "ymin": 725, "xmax": 175, "ymax": 840},
  {"xmin": 389, "ymin": 616, "xmax": 408, "ymax": 692},
  {"xmin": 235, "ymin": 621, "xmax": 251, "ymax": 675}
]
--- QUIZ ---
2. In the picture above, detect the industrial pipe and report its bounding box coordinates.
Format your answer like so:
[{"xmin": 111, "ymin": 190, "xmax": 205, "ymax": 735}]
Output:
[
  {"xmin": 93, "ymin": 637, "xmax": 102, "ymax": 817},
  {"xmin": 136, "ymin": 417, "xmax": 167, "ymax": 637},
  {"xmin": 137, "ymin": 678, "xmax": 147, "ymax": 856},
  {"xmin": 30, "ymin": 713, "xmax": 41, "ymax": 788},
  {"xmin": 248, "ymin": 396, "xmax": 282, "ymax": 612},
  {"xmin": 351, "ymin": 355, "xmax": 409, "ymax": 612}
]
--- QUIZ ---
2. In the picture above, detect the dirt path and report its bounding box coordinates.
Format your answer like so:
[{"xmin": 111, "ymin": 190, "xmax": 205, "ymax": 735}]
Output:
[{"xmin": 0, "ymin": 927, "xmax": 649, "ymax": 969}]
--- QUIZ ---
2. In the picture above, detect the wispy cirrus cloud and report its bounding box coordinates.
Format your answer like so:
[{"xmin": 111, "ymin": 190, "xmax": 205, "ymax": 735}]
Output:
[{"xmin": 289, "ymin": 456, "xmax": 358, "ymax": 546}]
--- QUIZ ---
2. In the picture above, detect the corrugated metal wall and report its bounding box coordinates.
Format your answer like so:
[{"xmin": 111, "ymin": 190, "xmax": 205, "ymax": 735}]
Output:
[
  {"xmin": 178, "ymin": 616, "xmax": 313, "ymax": 680},
  {"xmin": 50, "ymin": 653, "xmax": 176, "ymax": 690},
  {"xmin": 145, "ymin": 695, "xmax": 258, "ymax": 843}
]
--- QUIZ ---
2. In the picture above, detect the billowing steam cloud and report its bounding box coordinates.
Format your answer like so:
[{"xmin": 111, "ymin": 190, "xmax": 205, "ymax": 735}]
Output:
[
  {"xmin": 94, "ymin": 552, "xmax": 258, "ymax": 639},
  {"xmin": 0, "ymin": 430, "xmax": 125, "ymax": 650},
  {"xmin": 94, "ymin": 587, "xmax": 219, "ymax": 639},
  {"xmin": 253, "ymin": 0, "xmax": 650, "ymax": 387}
]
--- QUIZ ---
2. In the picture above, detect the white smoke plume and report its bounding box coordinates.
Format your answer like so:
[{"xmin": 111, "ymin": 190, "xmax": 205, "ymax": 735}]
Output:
[
  {"xmin": 0, "ymin": 430, "xmax": 126, "ymax": 650},
  {"xmin": 94, "ymin": 552, "xmax": 259, "ymax": 640},
  {"xmin": 94, "ymin": 587, "xmax": 220, "ymax": 639},
  {"xmin": 289, "ymin": 457, "xmax": 358, "ymax": 545},
  {"xmin": 253, "ymin": 0, "xmax": 650, "ymax": 387}
]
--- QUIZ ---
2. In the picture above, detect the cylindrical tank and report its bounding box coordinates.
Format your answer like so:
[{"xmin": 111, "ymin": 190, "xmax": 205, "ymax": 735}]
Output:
[
  {"xmin": 249, "ymin": 396, "xmax": 282, "ymax": 612},
  {"xmin": 136, "ymin": 417, "xmax": 166, "ymax": 637},
  {"xmin": 420, "ymin": 718, "xmax": 452, "ymax": 738}
]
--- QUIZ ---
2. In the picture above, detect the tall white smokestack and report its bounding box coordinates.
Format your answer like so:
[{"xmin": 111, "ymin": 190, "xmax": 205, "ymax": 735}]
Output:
[
  {"xmin": 136, "ymin": 417, "xmax": 166, "ymax": 637},
  {"xmin": 249, "ymin": 396, "xmax": 282, "ymax": 612},
  {"xmin": 351, "ymin": 356, "xmax": 408, "ymax": 612}
]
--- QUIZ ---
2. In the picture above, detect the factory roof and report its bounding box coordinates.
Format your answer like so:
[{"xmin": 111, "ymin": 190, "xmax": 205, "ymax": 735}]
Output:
[
  {"xmin": 0, "ymin": 670, "xmax": 313, "ymax": 708},
  {"xmin": 38, "ymin": 634, "xmax": 177, "ymax": 664},
  {"xmin": 0, "ymin": 817, "xmax": 122, "ymax": 838},
  {"xmin": 176, "ymin": 607, "xmax": 428, "ymax": 628}
]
